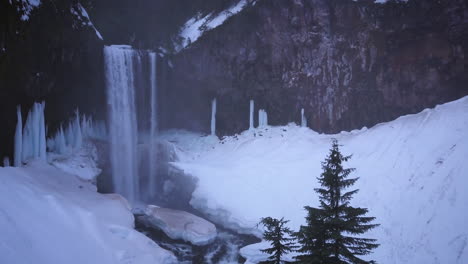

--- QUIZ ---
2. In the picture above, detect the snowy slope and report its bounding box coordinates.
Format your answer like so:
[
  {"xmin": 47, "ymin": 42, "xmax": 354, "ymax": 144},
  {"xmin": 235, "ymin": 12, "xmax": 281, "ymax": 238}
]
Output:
[
  {"xmin": 168, "ymin": 96, "xmax": 468, "ymax": 264},
  {"xmin": 0, "ymin": 161, "xmax": 176, "ymax": 264}
]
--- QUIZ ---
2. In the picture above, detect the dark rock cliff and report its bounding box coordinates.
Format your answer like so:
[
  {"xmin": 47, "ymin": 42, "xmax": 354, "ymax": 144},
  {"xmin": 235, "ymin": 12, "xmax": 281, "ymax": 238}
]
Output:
[
  {"xmin": 163, "ymin": 0, "xmax": 468, "ymax": 135},
  {"xmin": 0, "ymin": 0, "xmax": 237, "ymax": 159},
  {"xmin": 0, "ymin": 0, "xmax": 105, "ymax": 160},
  {"xmin": 1, "ymin": 0, "xmax": 467, "ymax": 159}
]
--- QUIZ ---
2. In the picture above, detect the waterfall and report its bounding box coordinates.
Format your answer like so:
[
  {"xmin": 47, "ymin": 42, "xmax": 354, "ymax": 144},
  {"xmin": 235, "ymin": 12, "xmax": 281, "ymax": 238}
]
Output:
[
  {"xmin": 148, "ymin": 52, "xmax": 158, "ymax": 199},
  {"xmin": 104, "ymin": 45, "xmax": 139, "ymax": 203},
  {"xmin": 104, "ymin": 45, "xmax": 160, "ymax": 204},
  {"xmin": 211, "ymin": 98, "xmax": 217, "ymax": 136}
]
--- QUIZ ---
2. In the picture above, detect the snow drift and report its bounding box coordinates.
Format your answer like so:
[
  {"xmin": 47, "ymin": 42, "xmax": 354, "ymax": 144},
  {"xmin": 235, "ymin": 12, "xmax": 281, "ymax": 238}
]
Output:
[
  {"xmin": 168, "ymin": 96, "xmax": 468, "ymax": 264},
  {"xmin": 0, "ymin": 161, "xmax": 176, "ymax": 264}
]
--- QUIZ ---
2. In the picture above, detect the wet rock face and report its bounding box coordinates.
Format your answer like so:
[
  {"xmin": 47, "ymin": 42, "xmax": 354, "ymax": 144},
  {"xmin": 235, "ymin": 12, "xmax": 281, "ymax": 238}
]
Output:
[{"xmin": 163, "ymin": 0, "xmax": 468, "ymax": 135}]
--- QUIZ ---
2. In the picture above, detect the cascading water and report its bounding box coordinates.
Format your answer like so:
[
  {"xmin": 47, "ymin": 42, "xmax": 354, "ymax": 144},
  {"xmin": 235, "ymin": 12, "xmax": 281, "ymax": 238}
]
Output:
[
  {"xmin": 104, "ymin": 45, "xmax": 139, "ymax": 203},
  {"xmin": 148, "ymin": 52, "xmax": 158, "ymax": 199},
  {"xmin": 104, "ymin": 45, "xmax": 159, "ymax": 204}
]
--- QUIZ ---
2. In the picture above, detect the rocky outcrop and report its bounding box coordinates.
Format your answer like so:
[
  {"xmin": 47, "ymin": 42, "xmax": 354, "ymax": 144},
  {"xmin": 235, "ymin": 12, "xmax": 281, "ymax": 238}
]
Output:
[{"xmin": 163, "ymin": 0, "xmax": 468, "ymax": 135}]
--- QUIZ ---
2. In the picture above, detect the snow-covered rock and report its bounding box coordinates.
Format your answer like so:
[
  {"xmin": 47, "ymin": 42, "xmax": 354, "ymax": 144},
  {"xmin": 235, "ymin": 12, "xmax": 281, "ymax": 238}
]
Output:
[
  {"xmin": 0, "ymin": 161, "xmax": 176, "ymax": 264},
  {"xmin": 49, "ymin": 141, "xmax": 101, "ymax": 181},
  {"xmin": 168, "ymin": 96, "xmax": 468, "ymax": 264},
  {"xmin": 176, "ymin": 0, "xmax": 248, "ymax": 51},
  {"xmin": 144, "ymin": 205, "xmax": 217, "ymax": 246}
]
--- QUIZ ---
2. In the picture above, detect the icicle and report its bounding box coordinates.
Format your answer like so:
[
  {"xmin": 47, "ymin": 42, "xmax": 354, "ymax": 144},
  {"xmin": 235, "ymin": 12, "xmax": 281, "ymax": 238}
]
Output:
[
  {"xmin": 301, "ymin": 108, "xmax": 307, "ymax": 127},
  {"xmin": 38, "ymin": 102, "xmax": 46, "ymax": 161},
  {"xmin": 3, "ymin": 157, "xmax": 10, "ymax": 167},
  {"xmin": 21, "ymin": 102, "xmax": 46, "ymax": 162},
  {"xmin": 14, "ymin": 105, "xmax": 22, "ymax": 166},
  {"xmin": 65, "ymin": 122, "xmax": 74, "ymax": 148},
  {"xmin": 258, "ymin": 109, "xmax": 263, "ymax": 127},
  {"xmin": 211, "ymin": 98, "xmax": 217, "ymax": 136},
  {"xmin": 249, "ymin": 100, "xmax": 254, "ymax": 130},
  {"xmin": 73, "ymin": 110, "xmax": 82, "ymax": 149},
  {"xmin": 258, "ymin": 109, "xmax": 268, "ymax": 127}
]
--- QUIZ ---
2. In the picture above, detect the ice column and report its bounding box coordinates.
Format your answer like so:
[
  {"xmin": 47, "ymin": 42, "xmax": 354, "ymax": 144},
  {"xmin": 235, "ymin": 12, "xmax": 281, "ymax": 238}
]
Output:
[
  {"xmin": 22, "ymin": 102, "xmax": 46, "ymax": 162},
  {"xmin": 301, "ymin": 108, "xmax": 307, "ymax": 127},
  {"xmin": 258, "ymin": 109, "xmax": 268, "ymax": 127},
  {"xmin": 249, "ymin": 100, "xmax": 254, "ymax": 130},
  {"xmin": 14, "ymin": 106, "xmax": 22, "ymax": 166},
  {"xmin": 211, "ymin": 98, "xmax": 217, "ymax": 136}
]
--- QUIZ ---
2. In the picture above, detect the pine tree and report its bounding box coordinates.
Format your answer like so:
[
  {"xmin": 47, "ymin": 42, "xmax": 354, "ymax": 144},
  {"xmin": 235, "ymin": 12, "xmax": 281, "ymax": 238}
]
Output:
[
  {"xmin": 259, "ymin": 217, "xmax": 297, "ymax": 264},
  {"xmin": 295, "ymin": 139, "xmax": 379, "ymax": 264}
]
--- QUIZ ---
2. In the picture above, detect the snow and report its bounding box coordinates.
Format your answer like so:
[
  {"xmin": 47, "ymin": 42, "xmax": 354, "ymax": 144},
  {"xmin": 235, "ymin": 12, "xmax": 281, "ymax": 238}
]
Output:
[
  {"xmin": 70, "ymin": 3, "xmax": 103, "ymax": 40},
  {"xmin": 12, "ymin": 0, "xmax": 41, "ymax": 21},
  {"xmin": 168, "ymin": 96, "xmax": 468, "ymax": 263},
  {"xmin": 176, "ymin": 0, "xmax": 248, "ymax": 51},
  {"xmin": 144, "ymin": 205, "xmax": 217, "ymax": 246},
  {"xmin": 49, "ymin": 141, "xmax": 102, "ymax": 182},
  {"xmin": 0, "ymin": 161, "xmax": 176, "ymax": 264},
  {"xmin": 362, "ymin": 0, "xmax": 409, "ymax": 3},
  {"xmin": 240, "ymin": 241, "xmax": 295, "ymax": 264}
]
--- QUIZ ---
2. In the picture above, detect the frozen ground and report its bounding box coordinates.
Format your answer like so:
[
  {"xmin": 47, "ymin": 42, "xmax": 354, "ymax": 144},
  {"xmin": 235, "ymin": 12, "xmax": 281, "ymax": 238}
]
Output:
[
  {"xmin": 0, "ymin": 159, "xmax": 176, "ymax": 264},
  {"xmin": 166, "ymin": 96, "xmax": 468, "ymax": 264}
]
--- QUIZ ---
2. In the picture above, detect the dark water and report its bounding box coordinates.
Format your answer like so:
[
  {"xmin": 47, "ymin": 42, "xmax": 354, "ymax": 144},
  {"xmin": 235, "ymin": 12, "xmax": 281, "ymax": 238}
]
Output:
[{"xmin": 135, "ymin": 214, "xmax": 261, "ymax": 263}]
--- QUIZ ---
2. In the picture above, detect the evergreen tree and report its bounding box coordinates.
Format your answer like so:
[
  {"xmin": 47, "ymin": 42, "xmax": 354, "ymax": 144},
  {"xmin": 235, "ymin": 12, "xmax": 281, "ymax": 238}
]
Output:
[
  {"xmin": 295, "ymin": 139, "xmax": 379, "ymax": 264},
  {"xmin": 259, "ymin": 217, "xmax": 297, "ymax": 264}
]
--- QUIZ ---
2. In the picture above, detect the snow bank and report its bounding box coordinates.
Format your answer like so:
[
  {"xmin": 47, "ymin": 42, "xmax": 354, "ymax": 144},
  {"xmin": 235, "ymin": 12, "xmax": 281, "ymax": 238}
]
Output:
[
  {"xmin": 0, "ymin": 161, "xmax": 176, "ymax": 264},
  {"xmin": 169, "ymin": 96, "xmax": 468, "ymax": 264},
  {"xmin": 144, "ymin": 205, "xmax": 217, "ymax": 246}
]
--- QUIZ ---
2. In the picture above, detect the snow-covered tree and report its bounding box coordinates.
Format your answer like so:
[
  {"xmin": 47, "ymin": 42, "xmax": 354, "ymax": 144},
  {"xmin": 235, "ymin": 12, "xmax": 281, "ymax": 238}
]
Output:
[
  {"xmin": 259, "ymin": 217, "xmax": 297, "ymax": 264},
  {"xmin": 295, "ymin": 139, "xmax": 379, "ymax": 264}
]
